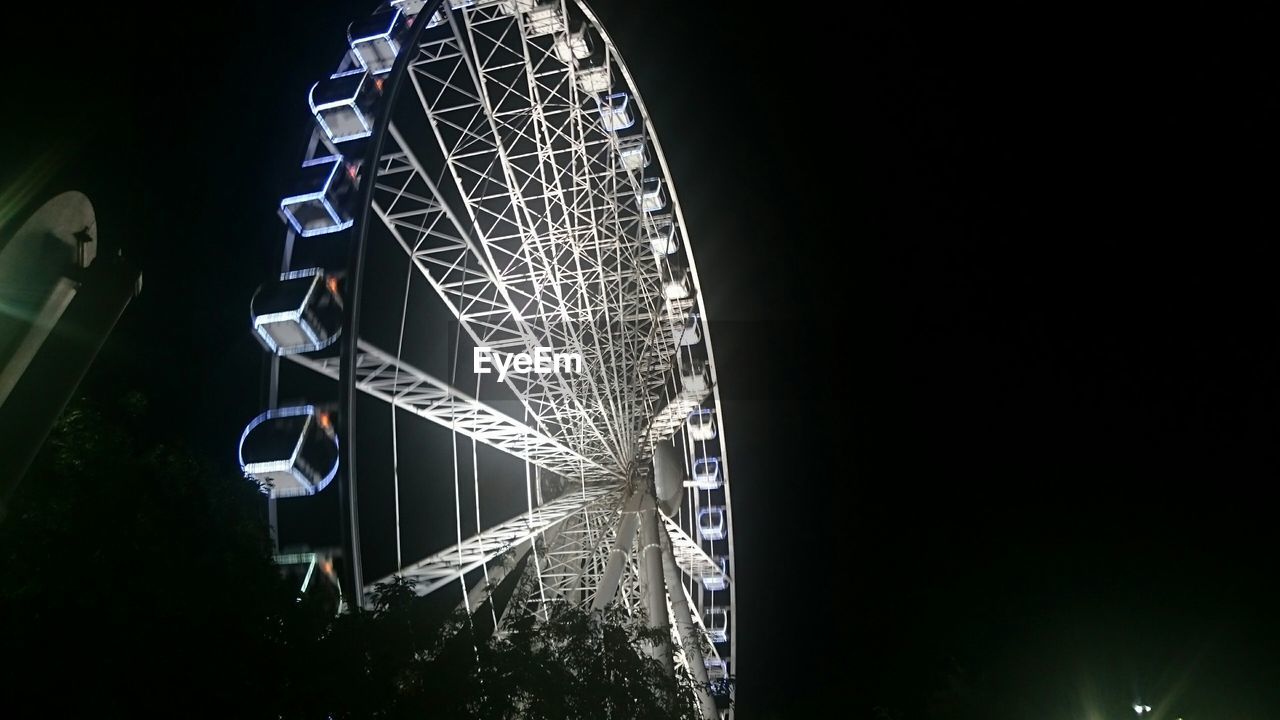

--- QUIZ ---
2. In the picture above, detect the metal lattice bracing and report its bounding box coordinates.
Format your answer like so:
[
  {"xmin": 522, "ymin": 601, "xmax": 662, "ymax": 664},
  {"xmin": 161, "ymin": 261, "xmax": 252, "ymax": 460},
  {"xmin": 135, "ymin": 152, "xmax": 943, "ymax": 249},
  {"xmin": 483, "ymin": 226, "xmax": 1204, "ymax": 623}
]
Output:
[
  {"xmin": 664, "ymin": 515, "xmax": 730, "ymax": 590},
  {"xmin": 289, "ymin": 339, "xmax": 617, "ymax": 483},
  {"xmin": 369, "ymin": 484, "xmax": 621, "ymax": 597}
]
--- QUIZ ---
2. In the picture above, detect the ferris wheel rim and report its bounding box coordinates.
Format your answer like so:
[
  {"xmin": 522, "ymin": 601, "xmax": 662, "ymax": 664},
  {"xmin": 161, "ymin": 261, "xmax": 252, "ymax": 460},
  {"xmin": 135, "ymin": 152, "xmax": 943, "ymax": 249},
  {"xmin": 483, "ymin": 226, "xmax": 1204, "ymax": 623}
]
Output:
[
  {"xmin": 263, "ymin": 0, "xmax": 738, "ymax": 710},
  {"xmin": 332, "ymin": 0, "xmax": 448, "ymax": 609},
  {"xmin": 570, "ymin": 0, "xmax": 739, "ymax": 688}
]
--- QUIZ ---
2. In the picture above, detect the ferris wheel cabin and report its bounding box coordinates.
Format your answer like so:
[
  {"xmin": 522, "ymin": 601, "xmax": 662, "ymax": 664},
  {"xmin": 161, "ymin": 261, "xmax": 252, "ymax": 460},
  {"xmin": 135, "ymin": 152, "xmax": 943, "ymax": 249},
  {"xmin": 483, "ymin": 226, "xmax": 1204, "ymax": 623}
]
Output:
[
  {"xmin": 696, "ymin": 506, "xmax": 727, "ymax": 541},
  {"xmin": 674, "ymin": 312, "xmax": 701, "ymax": 346},
  {"xmin": 680, "ymin": 358, "xmax": 710, "ymax": 394},
  {"xmin": 597, "ymin": 92, "xmax": 635, "ymax": 132},
  {"xmin": 701, "ymin": 555, "xmax": 730, "ymax": 591},
  {"xmin": 280, "ymin": 156, "xmax": 357, "ymax": 237},
  {"xmin": 617, "ymin": 136, "xmax": 650, "ymax": 171},
  {"xmin": 646, "ymin": 215, "xmax": 678, "ymax": 256},
  {"xmin": 554, "ymin": 23, "xmax": 594, "ymax": 62},
  {"xmin": 690, "ymin": 456, "xmax": 722, "ymax": 490},
  {"xmin": 661, "ymin": 265, "xmax": 690, "ymax": 300},
  {"xmin": 687, "ymin": 408, "xmax": 717, "ymax": 441},
  {"xmin": 251, "ymin": 268, "xmax": 343, "ymax": 355},
  {"xmin": 524, "ymin": 2, "xmax": 566, "ymax": 36},
  {"xmin": 310, "ymin": 70, "xmax": 379, "ymax": 144},
  {"xmin": 576, "ymin": 64, "xmax": 611, "ymax": 94},
  {"xmin": 239, "ymin": 406, "xmax": 339, "ymax": 499},
  {"xmin": 705, "ymin": 607, "xmax": 729, "ymax": 643},
  {"xmin": 348, "ymin": 8, "xmax": 407, "ymax": 74},
  {"xmin": 637, "ymin": 177, "xmax": 667, "ymax": 213}
]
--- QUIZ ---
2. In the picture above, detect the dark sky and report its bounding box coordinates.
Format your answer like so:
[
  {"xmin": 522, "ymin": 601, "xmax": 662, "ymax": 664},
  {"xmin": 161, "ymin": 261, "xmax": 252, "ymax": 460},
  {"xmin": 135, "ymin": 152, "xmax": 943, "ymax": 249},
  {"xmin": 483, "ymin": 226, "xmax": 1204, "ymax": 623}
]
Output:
[{"xmin": 8, "ymin": 2, "xmax": 1280, "ymax": 718}]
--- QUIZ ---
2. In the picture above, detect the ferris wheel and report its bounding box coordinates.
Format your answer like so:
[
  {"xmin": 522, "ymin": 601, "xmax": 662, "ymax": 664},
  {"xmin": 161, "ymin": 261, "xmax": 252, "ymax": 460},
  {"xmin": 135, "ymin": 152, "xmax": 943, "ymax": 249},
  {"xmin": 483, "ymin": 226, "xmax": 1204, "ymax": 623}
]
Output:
[{"xmin": 237, "ymin": 1, "xmax": 735, "ymax": 715}]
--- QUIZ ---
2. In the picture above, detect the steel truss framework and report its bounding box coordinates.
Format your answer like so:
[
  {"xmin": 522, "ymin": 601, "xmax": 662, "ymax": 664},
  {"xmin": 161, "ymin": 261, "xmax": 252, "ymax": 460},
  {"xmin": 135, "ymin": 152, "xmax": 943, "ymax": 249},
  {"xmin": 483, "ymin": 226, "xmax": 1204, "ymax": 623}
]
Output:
[{"xmin": 256, "ymin": 0, "xmax": 738, "ymax": 716}]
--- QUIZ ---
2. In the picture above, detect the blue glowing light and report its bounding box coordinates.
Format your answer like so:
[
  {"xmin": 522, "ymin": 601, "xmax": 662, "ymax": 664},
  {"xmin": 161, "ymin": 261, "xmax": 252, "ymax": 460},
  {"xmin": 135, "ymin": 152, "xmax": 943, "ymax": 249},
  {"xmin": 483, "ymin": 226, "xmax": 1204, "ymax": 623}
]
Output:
[
  {"xmin": 310, "ymin": 70, "xmax": 374, "ymax": 143},
  {"xmin": 280, "ymin": 156, "xmax": 356, "ymax": 237},
  {"xmin": 349, "ymin": 8, "xmax": 405, "ymax": 75},
  {"xmin": 638, "ymin": 177, "xmax": 666, "ymax": 212},
  {"xmin": 597, "ymin": 92, "xmax": 635, "ymax": 131},
  {"xmin": 238, "ymin": 405, "xmax": 339, "ymax": 498},
  {"xmin": 697, "ymin": 506, "xmax": 727, "ymax": 541}
]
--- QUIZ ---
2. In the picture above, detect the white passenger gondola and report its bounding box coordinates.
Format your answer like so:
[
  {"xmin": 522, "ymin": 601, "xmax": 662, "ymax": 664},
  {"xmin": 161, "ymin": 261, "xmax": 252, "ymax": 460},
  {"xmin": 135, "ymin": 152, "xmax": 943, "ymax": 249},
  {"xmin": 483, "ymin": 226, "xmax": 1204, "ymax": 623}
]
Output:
[
  {"xmin": 687, "ymin": 408, "xmax": 716, "ymax": 441},
  {"xmin": 661, "ymin": 265, "xmax": 690, "ymax": 300},
  {"xmin": 617, "ymin": 136, "xmax": 649, "ymax": 171},
  {"xmin": 554, "ymin": 25, "xmax": 594, "ymax": 62},
  {"xmin": 674, "ymin": 312, "xmax": 701, "ymax": 346},
  {"xmin": 637, "ymin": 177, "xmax": 667, "ymax": 212},
  {"xmin": 576, "ymin": 64, "xmax": 611, "ymax": 94},
  {"xmin": 705, "ymin": 607, "xmax": 729, "ymax": 643},
  {"xmin": 697, "ymin": 505, "xmax": 726, "ymax": 541},
  {"xmin": 310, "ymin": 70, "xmax": 378, "ymax": 143},
  {"xmin": 239, "ymin": 405, "xmax": 339, "ymax": 499},
  {"xmin": 251, "ymin": 268, "xmax": 343, "ymax": 355},
  {"xmin": 680, "ymin": 357, "xmax": 709, "ymax": 394},
  {"xmin": 348, "ymin": 8, "xmax": 406, "ymax": 74},
  {"xmin": 700, "ymin": 555, "xmax": 730, "ymax": 591},
  {"xmin": 646, "ymin": 215, "xmax": 678, "ymax": 255},
  {"xmin": 280, "ymin": 156, "xmax": 357, "ymax": 237},
  {"xmin": 391, "ymin": 0, "xmax": 428, "ymax": 14},
  {"xmin": 525, "ymin": 2, "xmax": 565, "ymax": 36},
  {"xmin": 598, "ymin": 92, "xmax": 634, "ymax": 131},
  {"xmin": 690, "ymin": 456, "xmax": 721, "ymax": 490}
]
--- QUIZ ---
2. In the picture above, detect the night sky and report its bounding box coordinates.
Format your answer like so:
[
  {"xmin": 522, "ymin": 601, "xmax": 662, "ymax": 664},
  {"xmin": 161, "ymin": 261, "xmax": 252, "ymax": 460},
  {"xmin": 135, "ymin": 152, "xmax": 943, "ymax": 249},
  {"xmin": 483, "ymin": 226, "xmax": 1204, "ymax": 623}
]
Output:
[{"xmin": 8, "ymin": 2, "xmax": 1280, "ymax": 718}]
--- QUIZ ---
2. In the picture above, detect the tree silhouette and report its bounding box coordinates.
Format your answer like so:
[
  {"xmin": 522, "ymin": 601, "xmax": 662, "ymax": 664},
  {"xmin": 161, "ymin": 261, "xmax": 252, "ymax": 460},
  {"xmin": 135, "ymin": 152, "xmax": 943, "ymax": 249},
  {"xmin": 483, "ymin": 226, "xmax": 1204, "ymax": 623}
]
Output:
[{"xmin": 0, "ymin": 395, "xmax": 711, "ymax": 719}]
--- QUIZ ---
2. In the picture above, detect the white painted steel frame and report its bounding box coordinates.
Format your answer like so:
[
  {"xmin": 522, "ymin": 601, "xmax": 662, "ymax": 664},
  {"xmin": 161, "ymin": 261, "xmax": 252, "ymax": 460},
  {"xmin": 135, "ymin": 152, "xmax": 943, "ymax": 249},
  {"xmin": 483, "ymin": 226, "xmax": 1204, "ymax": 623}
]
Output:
[{"xmin": 268, "ymin": 0, "xmax": 739, "ymax": 714}]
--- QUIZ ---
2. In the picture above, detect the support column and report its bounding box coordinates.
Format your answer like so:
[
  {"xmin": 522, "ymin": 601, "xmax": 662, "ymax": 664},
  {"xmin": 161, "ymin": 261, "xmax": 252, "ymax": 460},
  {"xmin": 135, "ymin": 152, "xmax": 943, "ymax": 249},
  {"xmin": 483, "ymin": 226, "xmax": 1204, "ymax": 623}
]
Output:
[
  {"xmin": 590, "ymin": 489, "xmax": 641, "ymax": 611},
  {"xmin": 637, "ymin": 481, "xmax": 674, "ymax": 674},
  {"xmin": 661, "ymin": 527, "xmax": 719, "ymax": 720},
  {"xmin": 462, "ymin": 539, "xmax": 532, "ymax": 615}
]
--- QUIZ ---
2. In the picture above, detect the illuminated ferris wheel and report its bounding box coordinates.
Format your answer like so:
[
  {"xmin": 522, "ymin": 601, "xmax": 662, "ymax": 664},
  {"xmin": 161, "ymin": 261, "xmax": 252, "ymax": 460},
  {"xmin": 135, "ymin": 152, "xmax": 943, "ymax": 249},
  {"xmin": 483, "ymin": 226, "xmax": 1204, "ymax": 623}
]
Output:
[{"xmin": 237, "ymin": 1, "xmax": 735, "ymax": 715}]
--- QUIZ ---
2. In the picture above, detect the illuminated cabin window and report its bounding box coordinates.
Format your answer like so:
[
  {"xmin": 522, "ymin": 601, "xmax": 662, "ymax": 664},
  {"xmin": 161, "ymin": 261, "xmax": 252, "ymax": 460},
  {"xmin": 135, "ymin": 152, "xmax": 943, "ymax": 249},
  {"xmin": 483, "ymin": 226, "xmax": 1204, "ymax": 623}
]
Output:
[
  {"xmin": 392, "ymin": 0, "xmax": 461, "ymax": 15},
  {"xmin": 251, "ymin": 268, "xmax": 342, "ymax": 355},
  {"xmin": 554, "ymin": 25, "xmax": 594, "ymax": 63},
  {"xmin": 280, "ymin": 156, "xmax": 356, "ymax": 237},
  {"xmin": 705, "ymin": 658, "xmax": 728, "ymax": 681},
  {"xmin": 617, "ymin": 136, "xmax": 650, "ymax": 171},
  {"xmin": 696, "ymin": 505, "xmax": 726, "ymax": 541},
  {"xmin": 701, "ymin": 555, "xmax": 729, "ymax": 591},
  {"xmin": 691, "ymin": 456, "xmax": 721, "ymax": 490},
  {"xmin": 391, "ymin": 0, "xmax": 427, "ymax": 15},
  {"xmin": 674, "ymin": 312, "xmax": 701, "ymax": 347},
  {"xmin": 680, "ymin": 357, "xmax": 709, "ymax": 395},
  {"xmin": 494, "ymin": 0, "xmax": 536, "ymax": 15},
  {"xmin": 598, "ymin": 92, "xmax": 635, "ymax": 132},
  {"xmin": 349, "ymin": 8, "xmax": 406, "ymax": 74},
  {"xmin": 577, "ymin": 64, "xmax": 611, "ymax": 94},
  {"xmin": 310, "ymin": 70, "xmax": 378, "ymax": 144},
  {"xmin": 661, "ymin": 264, "xmax": 690, "ymax": 300},
  {"xmin": 525, "ymin": 3, "xmax": 565, "ymax": 36},
  {"xmin": 704, "ymin": 607, "xmax": 729, "ymax": 643},
  {"xmin": 239, "ymin": 406, "xmax": 339, "ymax": 499},
  {"xmin": 637, "ymin": 177, "xmax": 667, "ymax": 212},
  {"xmin": 645, "ymin": 215, "xmax": 677, "ymax": 256},
  {"xmin": 687, "ymin": 408, "xmax": 717, "ymax": 441},
  {"xmin": 391, "ymin": 0, "xmax": 448, "ymax": 30}
]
